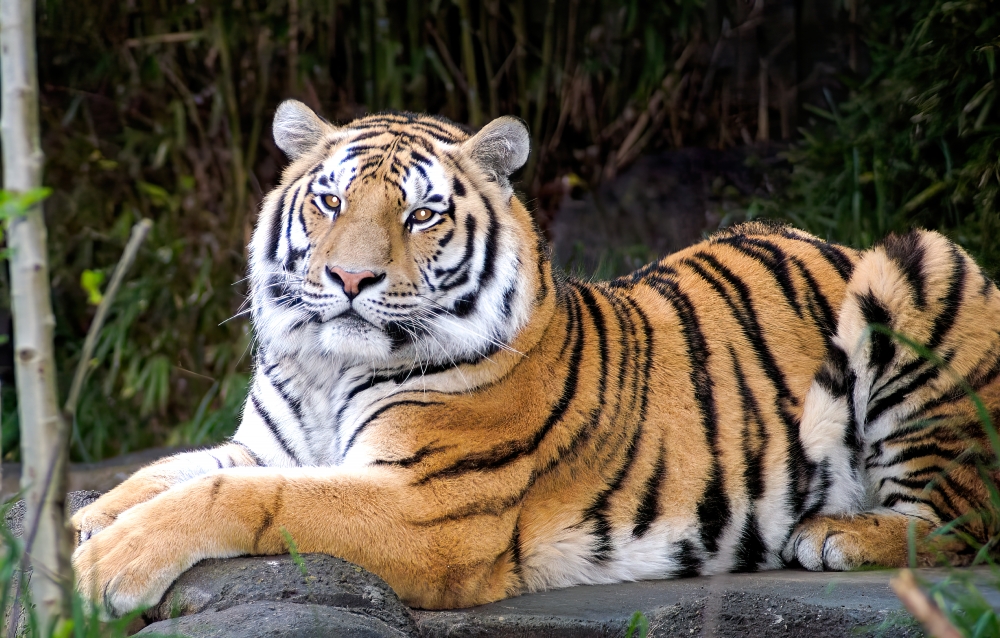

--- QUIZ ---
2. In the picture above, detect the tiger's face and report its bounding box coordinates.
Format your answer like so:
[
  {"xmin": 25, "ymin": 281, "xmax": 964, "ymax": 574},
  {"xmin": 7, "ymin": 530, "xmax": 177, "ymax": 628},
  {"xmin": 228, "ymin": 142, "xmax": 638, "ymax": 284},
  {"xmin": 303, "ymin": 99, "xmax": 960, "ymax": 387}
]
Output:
[{"xmin": 249, "ymin": 101, "xmax": 538, "ymax": 369}]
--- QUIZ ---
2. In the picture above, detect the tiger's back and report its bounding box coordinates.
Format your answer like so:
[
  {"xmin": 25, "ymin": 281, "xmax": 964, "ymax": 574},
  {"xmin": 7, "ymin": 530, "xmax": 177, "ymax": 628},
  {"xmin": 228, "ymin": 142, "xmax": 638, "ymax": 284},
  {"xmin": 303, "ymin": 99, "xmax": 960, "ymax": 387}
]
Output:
[{"xmin": 71, "ymin": 104, "xmax": 1000, "ymax": 615}]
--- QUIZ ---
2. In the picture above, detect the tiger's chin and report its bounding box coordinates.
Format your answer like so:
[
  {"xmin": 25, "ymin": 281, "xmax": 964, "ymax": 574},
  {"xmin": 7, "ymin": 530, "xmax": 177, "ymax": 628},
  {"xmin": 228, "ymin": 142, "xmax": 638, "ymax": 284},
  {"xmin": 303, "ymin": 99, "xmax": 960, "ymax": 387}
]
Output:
[{"xmin": 257, "ymin": 311, "xmax": 404, "ymax": 368}]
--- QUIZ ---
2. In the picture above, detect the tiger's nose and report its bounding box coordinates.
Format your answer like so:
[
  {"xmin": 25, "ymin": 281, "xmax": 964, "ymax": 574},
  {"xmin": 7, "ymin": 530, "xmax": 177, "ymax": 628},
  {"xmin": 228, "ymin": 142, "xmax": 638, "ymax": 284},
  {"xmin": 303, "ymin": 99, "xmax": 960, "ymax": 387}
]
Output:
[{"xmin": 327, "ymin": 266, "xmax": 384, "ymax": 301}]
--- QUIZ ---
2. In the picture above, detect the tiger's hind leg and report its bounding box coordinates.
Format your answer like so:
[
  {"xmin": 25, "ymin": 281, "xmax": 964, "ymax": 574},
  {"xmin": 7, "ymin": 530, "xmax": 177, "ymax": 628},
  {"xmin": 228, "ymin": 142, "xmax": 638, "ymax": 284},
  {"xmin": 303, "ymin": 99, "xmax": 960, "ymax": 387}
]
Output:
[{"xmin": 785, "ymin": 229, "xmax": 1000, "ymax": 571}]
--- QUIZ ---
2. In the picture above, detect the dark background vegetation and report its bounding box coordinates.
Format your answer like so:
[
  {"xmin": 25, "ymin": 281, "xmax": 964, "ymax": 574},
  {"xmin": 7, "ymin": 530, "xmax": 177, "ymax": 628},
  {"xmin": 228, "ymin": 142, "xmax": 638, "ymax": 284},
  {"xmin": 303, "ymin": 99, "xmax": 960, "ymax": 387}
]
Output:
[{"xmin": 1, "ymin": 0, "xmax": 996, "ymax": 462}]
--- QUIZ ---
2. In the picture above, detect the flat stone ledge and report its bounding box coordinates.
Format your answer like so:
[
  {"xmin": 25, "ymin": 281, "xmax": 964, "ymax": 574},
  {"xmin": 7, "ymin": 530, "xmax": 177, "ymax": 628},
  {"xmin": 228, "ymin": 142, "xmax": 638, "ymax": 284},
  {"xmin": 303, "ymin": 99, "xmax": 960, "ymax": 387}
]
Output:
[{"xmin": 413, "ymin": 568, "xmax": 1000, "ymax": 637}]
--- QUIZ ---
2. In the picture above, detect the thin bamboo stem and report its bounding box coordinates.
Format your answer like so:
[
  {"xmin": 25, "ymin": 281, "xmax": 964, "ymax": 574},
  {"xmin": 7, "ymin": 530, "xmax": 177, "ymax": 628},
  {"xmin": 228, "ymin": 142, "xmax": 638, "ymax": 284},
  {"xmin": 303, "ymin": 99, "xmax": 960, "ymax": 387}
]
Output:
[
  {"xmin": 1, "ymin": 0, "xmax": 71, "ymax": 629},
  {"xmin": 510, "ymin": 0, "xmax": 529, "ymax": 121},
  {"xmin": 455, "ymin": 0, "xmax": 482, "ymax": 126},
  {"xmin": 214, "ymin": 13, "xmax": 248, "ymax": 241}
]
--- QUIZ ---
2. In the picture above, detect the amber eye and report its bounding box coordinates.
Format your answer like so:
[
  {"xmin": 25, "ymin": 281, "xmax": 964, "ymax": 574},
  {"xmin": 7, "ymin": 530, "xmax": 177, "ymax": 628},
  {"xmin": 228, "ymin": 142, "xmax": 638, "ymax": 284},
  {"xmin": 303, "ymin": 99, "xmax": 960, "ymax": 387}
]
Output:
[
  {"xmin": 411, "ymin": 208, "xmax": 434, "ymax": 223},
  {"xmin": 321, "ymin": 194, "xmax": 341, "ymax": 210}
]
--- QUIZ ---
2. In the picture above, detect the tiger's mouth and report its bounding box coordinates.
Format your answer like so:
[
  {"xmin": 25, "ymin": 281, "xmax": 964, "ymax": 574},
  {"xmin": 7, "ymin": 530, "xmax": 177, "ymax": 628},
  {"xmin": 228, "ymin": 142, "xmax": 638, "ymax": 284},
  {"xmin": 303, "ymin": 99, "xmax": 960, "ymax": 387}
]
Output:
[{"xmin": 302, "ymin": 306, "xmax": 371, "ymax": 326}]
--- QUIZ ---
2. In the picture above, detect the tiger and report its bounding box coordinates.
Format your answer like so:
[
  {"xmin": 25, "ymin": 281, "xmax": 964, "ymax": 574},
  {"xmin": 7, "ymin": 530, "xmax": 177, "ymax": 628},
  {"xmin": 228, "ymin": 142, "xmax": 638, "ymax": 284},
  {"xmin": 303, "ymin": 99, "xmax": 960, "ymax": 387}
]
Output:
[{"xmin": 72, "ymin": 99, "xmax": 1000, "ymax": 617}]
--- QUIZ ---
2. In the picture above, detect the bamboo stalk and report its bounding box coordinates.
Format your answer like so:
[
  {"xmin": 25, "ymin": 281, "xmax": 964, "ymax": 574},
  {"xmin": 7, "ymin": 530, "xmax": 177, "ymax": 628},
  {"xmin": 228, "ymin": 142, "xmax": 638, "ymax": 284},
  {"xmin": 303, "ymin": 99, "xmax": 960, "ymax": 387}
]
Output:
[
  {"xmin": 455, "ymin": 0, "xmax": 482, "ymax": 126},
  {"xmin": 245, "ymin": 27, "xmax": 274, "ymax": 178},
  {"xmin": 214, "ymin": 13, "xmax": 248, "ymax": 241},
  {"xmin": 525, "ymin": 0, "xmax": 557, "ymax": 186},
  {"xmin": 288, "ymin": 0, "xmax": 300, "ymax": 95},
  {"xmin": 1, "ymin": 0, "xmax": 71, "ymax": 630},
  {"xmin": 509, "ymin": 0, "xmax": 530, "ymax": 121},
  {"xmin": 373, "ymin": 0, "xmax": 390, "ymax": 107},
  {"xmin": 479, "ymin": 2, "xmax": 499, "ymax": 120},
  {"xmin": 426, "ymin": 20, "xmax": 470, "ymax": 96},
  {"xmin": 757, "ymin": 57, "xmax": 770, "ymax": 142}
]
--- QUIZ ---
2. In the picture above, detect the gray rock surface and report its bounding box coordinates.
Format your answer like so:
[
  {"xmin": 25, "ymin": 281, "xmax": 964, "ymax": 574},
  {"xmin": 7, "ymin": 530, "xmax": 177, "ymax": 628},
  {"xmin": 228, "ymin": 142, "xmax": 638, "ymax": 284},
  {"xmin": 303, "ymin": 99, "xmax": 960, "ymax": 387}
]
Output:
[
  {"xmin": 413, "ymin": 569, "xmax": 945, "ymax": 637},
  {"xmin": 139, "ymin": 601, "xmax": 407, "ymax": 637},
  {"xmin": 139, "ymin": 553, "xmax": 416, "ymax": 637},
  {"xmin": 4, "ymin": 490, "xmax": 101, "ymax": 538}
]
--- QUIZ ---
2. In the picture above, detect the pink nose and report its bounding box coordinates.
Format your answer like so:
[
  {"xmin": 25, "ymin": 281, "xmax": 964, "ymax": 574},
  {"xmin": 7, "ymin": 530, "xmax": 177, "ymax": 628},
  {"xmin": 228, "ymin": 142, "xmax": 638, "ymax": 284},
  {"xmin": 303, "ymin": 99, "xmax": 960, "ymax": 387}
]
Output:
[{"xmin": 327, "ymin": 266, "xmax": 382, "ymax": 300}]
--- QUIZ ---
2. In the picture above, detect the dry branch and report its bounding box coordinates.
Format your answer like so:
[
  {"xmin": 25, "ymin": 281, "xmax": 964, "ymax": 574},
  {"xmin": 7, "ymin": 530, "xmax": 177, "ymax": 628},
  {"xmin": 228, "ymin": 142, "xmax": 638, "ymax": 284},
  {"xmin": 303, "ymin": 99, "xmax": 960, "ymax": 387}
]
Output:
[{"xmin": 889, "ymin": 569, "xmax": 962, "ymax": 638}]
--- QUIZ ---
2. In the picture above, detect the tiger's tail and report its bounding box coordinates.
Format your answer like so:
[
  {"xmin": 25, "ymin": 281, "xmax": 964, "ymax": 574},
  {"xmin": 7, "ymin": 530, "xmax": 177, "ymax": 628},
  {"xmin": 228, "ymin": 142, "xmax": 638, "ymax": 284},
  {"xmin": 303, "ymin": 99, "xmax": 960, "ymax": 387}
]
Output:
[{"xmin": 788, "ymin": 229, "xmax": 1000, "ymax": 570}]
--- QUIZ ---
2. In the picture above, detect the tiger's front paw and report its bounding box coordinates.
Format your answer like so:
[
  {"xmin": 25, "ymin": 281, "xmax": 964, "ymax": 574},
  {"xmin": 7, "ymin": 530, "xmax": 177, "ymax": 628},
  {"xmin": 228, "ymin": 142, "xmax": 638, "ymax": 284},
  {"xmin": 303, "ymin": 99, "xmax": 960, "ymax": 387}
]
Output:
[
  {"xmin": 72, "ymin": 508, "xmax": 191, "ymax": 618},
  {"xmin": 782, "ymin": 513, "xmax": 912, "ymax": 571},
  {"xmin": 71, "ymin": 503, "xmax": 118, "ymax": 545}
]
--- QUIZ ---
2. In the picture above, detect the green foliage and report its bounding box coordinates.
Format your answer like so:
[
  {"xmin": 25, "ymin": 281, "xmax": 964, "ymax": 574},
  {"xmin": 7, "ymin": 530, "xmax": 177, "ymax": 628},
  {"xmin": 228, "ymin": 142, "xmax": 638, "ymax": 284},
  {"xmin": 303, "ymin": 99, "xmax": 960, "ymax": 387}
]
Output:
[
  {"xmin": 78, "ymin": 271, "xmax": 104, "ymax": 307},
  {"xmin": 754, "ymin": 0, "xmax": 1000, "ymax": 275},
  {"xmin": 624, "ymin": 610, "xmax": 649, "ymax": 638},
  {"xmin": 0, "ymin": 188, "xmax": 51, "ymax": 223}
]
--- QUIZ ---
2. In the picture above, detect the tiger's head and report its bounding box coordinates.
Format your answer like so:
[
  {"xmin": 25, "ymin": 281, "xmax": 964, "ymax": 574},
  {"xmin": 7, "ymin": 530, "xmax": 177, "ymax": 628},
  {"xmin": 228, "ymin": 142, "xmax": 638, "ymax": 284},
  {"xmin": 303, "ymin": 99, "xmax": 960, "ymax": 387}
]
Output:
[{"xmin": 249, "ymin": 100, "xmax": 550, "ymax": 370}]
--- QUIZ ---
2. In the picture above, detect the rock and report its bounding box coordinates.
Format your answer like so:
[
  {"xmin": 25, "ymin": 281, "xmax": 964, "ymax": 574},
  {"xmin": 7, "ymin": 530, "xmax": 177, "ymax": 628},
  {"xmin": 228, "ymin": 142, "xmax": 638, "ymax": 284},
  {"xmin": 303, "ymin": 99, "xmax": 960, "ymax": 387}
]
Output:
[
  {"xmin": 140, "ymin": 554, "xmax": 417, "ymax": 637},
  {"xmin": 4, "ymin": 490, "xmax": 102, "ymax": 538},
  {"xmin": 138, "ymin": 601, "xmax": 408, "ymax": 637},
  {"xmin": 2, "ymin": 446, "xmax": 192, "ymax": 502},
  {"xmin": 549, "ymin": 147, "xmax": 771, "ymax": 278},
  {"xmin": 411, "ymin": 568, "xmax": 984, "ymax": 637}
]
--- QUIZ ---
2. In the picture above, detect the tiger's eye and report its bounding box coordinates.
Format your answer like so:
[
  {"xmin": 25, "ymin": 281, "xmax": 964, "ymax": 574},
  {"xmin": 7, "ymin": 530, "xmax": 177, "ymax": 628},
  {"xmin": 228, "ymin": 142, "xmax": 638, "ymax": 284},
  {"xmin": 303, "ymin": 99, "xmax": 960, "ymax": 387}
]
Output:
[
  {"xmin": 322, "ymin": 194, "xmax": 341, "ymax": 210},
  {"xmin": 412, "ymin": 208, "xmax": 433, "ymax": 222}
]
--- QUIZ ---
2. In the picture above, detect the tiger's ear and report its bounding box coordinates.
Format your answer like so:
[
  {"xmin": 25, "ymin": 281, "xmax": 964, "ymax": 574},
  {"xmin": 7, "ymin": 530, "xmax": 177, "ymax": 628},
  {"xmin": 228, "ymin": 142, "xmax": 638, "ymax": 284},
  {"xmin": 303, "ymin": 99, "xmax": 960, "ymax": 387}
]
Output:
[
  {"xmin": 460, "ymin": 116, "xmax": 530, "ymax": 186},
  {"xmin": 273, "ymin": 100, "xmax": 335, "ymax": 160}
]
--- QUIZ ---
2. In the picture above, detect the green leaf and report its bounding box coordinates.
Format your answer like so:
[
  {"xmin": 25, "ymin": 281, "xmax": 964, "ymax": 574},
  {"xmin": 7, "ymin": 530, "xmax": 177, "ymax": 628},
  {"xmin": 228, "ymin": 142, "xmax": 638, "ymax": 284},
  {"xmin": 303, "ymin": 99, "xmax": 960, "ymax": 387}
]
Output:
[
  {"xmin": 80, "ymin": 269, "xmax": 106, "ymax": 306},
  {"xmin": 0, "ymin": 187, "xmax": 51, "ymax": 220},
  {"xmin": 624, "ymin": 611, "xmax": 649, "ymax": 638}
]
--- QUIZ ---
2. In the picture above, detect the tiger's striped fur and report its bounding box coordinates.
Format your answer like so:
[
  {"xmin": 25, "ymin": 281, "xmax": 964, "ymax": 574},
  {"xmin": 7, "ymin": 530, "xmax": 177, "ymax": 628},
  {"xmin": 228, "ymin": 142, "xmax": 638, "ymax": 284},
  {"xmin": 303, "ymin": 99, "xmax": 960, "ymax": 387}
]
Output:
[{"xmin": 73, "ymin": 102, "xmax": 1000, "ymax": 616}]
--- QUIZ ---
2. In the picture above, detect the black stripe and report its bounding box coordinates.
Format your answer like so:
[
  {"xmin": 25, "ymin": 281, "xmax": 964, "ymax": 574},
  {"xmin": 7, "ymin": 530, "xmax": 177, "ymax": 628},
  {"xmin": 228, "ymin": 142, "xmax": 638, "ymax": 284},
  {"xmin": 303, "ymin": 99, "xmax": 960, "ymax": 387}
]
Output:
[
  {"xmin": 250, "ymin": 392, "xmax": 299, "ymax": 464},
  {"xmin": 925, "ymin": 245, "xmax": 967, "ymax": 350},
  {"xmin": 452, "ymin": 176, "xmax": 467, "ymax": 197},
  {"xmin": 730, "ymin": 346, "xmax": 768, "ymax": 501},
  {"xmin": 866, "ymin": 364, "xmax": 942, "ymax": 425},
  {"xmin": 580, "ymin": 287, "xmax": 641, "ymax": 561},
  {"xmin": 780, "ymin": 230, "xmax": 856, "ymax": 280},
  {"xmin": 632, "ymin": 444, "xmax": 666, "ymax": 538},
  {"xmin": 790, "ymin": 256, "xmax": 838, "ymax": 340},
  {"xmin": 672, "ymin": 539, "xmax": 702, "ymax": 578},
  {"xmin": 372, "ymin": 443, "xmax": 449, "ymax": 468},
  {"xmin": 266, "ymin": 184, "xmax": 292, "ymax": 261},
  {"xmin": 713, "ymin": 238, "xmax": 802, "ymax": 317},
  {"xmin": 282, "ymin": 186, "xmax": 302, "ymax": 267},
  {"xmin": 343, "ymin": 400, "xmax": 444, "ymax": 456},
  {"xmin": 857, "ymin": 291, "xmax": 895, "ymax": 379},
  {"xmin": 800, "ymin": 460, "xmax": 832, "ymax": 520},
  {"xmin": 435, "ymin": 215, "xmax": 477, "ymax": 286},
  {"xmin": 641, "ymin": 270, "xmax": 730, "ymax": 553},
  {"xmin": 270, "ymin": 376, "xmax": 305, "ymax": 425},
  {"xmin": 670, "ymin": 255, "xmax": 813, "ymax": 514},
  {"xmin": 734, "ymin": 507, "xmax": 767, "ymax": 572},
  {"xmin": 418, "ymin": 289, "xmax": 586, "ymax": 482},
  {"xmin": 231, "ymin": 441, "xmax": 265, "ymax": 467},
  {"xmin": 880, "ymin": 231, "xmax": 928, "ymax": 309},
  {"xmin": 413, "ymin": 478, "xmax": 534, "ymax": 525},
  {"xmin": 478, "ymin": 194, "xmax": 500, "ymax": 289}
]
